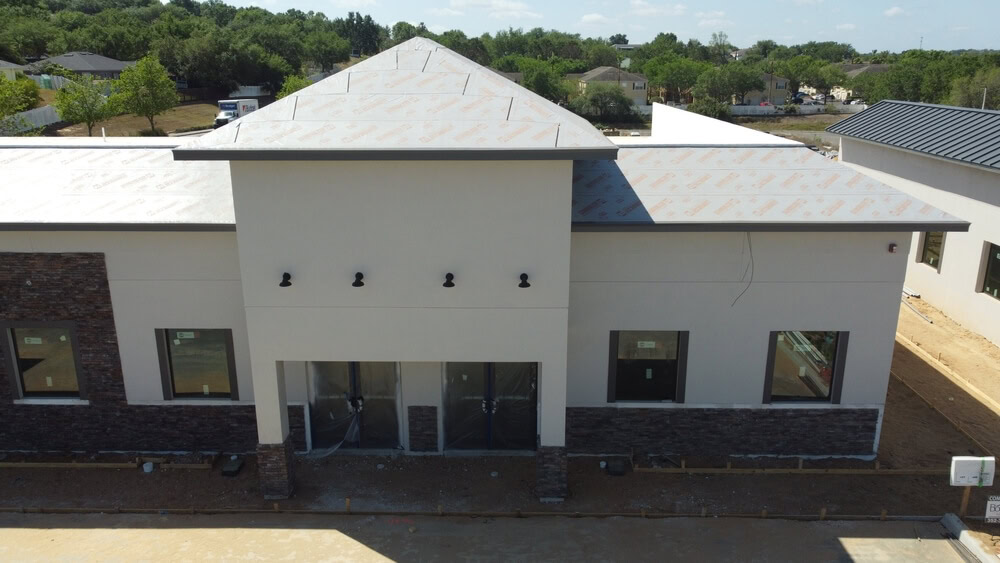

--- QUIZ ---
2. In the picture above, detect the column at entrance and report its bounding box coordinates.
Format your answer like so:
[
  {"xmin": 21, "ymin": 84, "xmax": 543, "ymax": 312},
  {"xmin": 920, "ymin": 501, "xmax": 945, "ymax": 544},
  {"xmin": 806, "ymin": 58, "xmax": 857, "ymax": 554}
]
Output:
[
  {"xmin": 254, "ymin": 360, "xmax": 294, "ymax": 499},
  {"xmin": 536, "ymin": 344, "xmax": 569, "ymax": 501}
]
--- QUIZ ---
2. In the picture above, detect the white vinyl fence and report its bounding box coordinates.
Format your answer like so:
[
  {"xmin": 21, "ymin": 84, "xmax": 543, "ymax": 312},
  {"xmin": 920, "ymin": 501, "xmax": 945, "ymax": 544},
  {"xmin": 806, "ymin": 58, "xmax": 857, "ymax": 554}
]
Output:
[
  {"xmin": 730, "ymin": 104, "xmax": 868, "ymax": 116},
  {"xmin": 26, "ymin": 74, "xmax": 74, "ymax": 90}
]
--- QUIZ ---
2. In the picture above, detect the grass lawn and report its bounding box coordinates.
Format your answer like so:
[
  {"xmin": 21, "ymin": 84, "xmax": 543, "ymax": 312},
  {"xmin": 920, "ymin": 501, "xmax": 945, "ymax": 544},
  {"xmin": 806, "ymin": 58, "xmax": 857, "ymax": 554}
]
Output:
[
  {"xmin": 53, "ymin": 102, "xmax": 218, "ymax": 136},
  {"xmin": 38, "ymin": 89, "xmax": 58, "ymax": 106},
  {"xmin": 735, "ymin": 113, "xmax": 850, "ymax": 132}
]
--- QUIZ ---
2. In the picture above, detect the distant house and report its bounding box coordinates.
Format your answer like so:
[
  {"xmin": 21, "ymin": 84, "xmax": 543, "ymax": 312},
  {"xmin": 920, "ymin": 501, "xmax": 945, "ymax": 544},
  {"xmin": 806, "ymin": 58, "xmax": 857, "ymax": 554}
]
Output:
[
  {"xmin": 612, "ymin": 43, "xmax": 643, "ymax": 51},
  {"xmin": 578, "ymin": 66, "xmax": 648, "ymax": 109},
  {"xmin": 741, "ymin": 73, "xmax": 790, "ymax": 106},
  {"xmin": 730, "ymin": 49, "xmax": 748, "ymax": 61},
  {"xmin": 831, "ymin": 64, "xmax": 891, "ymax": 101},
  {"xmin": 30, "ymin": 52, "xmax": 135, "ymax": 79},
  {"xmin": 0, "ymin": 59, "xmax": 22, "ymax": 81}
]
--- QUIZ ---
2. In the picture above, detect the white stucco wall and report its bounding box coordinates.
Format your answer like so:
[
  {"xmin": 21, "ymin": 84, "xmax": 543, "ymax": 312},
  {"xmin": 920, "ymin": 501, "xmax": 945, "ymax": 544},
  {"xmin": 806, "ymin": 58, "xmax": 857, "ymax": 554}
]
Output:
[
  {"xmin": 229, "ymin": 160, "xmax": 573, "ymax": 446},
  {"xmin": 840, "ymin": 138, "xmax": 1000, "ymax": 346},
  {"xmin": 0, "ymin": 231, "xmax": 253, "ymax": 404},
  {"xmin": 567, "ymin": 231, "xmax": 911, "ymax": 409}
]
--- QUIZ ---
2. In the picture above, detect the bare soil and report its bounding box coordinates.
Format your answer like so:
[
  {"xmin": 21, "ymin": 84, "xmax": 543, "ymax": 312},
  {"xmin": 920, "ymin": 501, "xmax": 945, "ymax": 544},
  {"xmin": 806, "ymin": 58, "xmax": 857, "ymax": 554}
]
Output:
[{"xmin": 735, "ymin": 113, "xmax": 850, "ymax": 131}]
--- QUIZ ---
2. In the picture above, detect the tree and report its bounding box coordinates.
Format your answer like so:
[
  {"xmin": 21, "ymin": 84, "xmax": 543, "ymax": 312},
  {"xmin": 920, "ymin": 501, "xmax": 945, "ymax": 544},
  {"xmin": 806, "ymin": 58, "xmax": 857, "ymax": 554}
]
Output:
[
  {"xmin": 776, "ymin": 55, "xmax": 819, "ymax": 95},
  {"xmin": 305, "ymin": 30, "xmax": 350, "ymax": 72},
  {"xmin": 0, "ymin": 74, "xmax": 39, "ymax": 135},
  {"xmin": 802, "ymin": 63, "xmax": 847, "ymax": 103},
  {"xmin": 950, "ymin": 68, "xmax": 1000, "ymax": 110},
  {"xmin": 518, "ymin": 58, "xmax": 570, "ymax": 101},
  {"xmin": 644, "ymin": 56, "xmax": 709, "ymax": 102},
  {"xmin": 569, "ymin": 81, "xmax": 637, "ymax": 122},
  {"xmin": 110, "ymin": 55, "xmax": 179, "ymax": 132},
  {"xmin": 607, "ymin": 33, "xmax": 627, "ymax": 46},
  {"xmin": 276, "ymin": 74, "xmax": 310, "ymax": 99},
  {"xmin": 709, "ymin": 31, "xmax": 732, "ymax": 64},
  {"xmin": 53, "ymin": 73, "xmax": 113, "ymax": 136},
  {"xmin": 584, "ymin": 42, "xmax": 619, "ymax": 69},
  {"xmin": 721, "ymin": 64, "xmax": 764, "ymax": 104},
  {"xmin": 688, "ymin": 98, "xmax": 731, "ymax": 121},
  {"xmin": 748, "ymin": 39, "xmax": 778, "ymax": 59},
  {"xmin": 692, "ymin": 67, "xmax": 731, "ymax": 102}
]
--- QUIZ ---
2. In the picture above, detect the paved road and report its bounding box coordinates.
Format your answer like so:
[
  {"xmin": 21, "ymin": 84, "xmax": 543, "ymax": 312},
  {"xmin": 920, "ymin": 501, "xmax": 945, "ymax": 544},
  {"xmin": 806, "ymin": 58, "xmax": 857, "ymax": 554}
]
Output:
[{"xmin": 0, "ymin": 513, "xmax": 972, "ymax": 562}]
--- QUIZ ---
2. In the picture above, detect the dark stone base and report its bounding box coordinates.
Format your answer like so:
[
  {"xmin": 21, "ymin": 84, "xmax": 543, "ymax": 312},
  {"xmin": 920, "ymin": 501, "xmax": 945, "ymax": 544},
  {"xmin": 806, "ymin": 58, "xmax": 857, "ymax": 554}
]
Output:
[
  {"xmin": 566, "ymin": 407, "xmax": 880, "ymax": 456},
  {"xmin": 536, "ymin": 446, "xmax": 568, "ymax": 501},
  {"xmin": 407, "ymin": 406, "xmax": 438, "ymax": 452},
  {"xmin": 258, "ymin": 437, "xmax": 295, "ymax": 499}
]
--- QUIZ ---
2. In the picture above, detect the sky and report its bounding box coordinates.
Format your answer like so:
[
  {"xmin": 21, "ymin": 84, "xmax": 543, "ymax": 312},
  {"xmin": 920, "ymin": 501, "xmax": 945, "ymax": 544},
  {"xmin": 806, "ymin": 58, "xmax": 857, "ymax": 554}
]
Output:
[{"xmin": 222, "ymin": 0, "xmax": 998, "ymax": 53}]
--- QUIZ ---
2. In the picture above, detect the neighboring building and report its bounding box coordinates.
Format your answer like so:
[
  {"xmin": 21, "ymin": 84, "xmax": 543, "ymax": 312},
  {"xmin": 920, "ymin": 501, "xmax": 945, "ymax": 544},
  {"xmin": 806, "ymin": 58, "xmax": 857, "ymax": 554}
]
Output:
[
  {"xmin": 805, "ymin": 64, "xmax": 891, "ymax": 101},
  {"xmin": 729, "ymin": 48, "xmax": 748, "ymax": 61},
  {"xmin": 0, "ymin": 42, "xmax": 966, "ymax": 503},
  {"xmin": 829, "ymin": 100, "xmax": 1000, "ymax": 346},
  {"xmin": 612, "ymin": 44, "xmax": 643, "ymax": 51},
  {"xmin": 741, "ymin": 73, "xmax": 790, "ymax": 105},
  {"xmin": 30, "ymin": 52, "xmax": 134, "ymax": 79},
  {"xmin": 578, "ymin": 66, "xmax": 648, "ymax": 109},
  {"xmin": 0, "ymin": 59, "xmax": 22, "ymax": 81}
]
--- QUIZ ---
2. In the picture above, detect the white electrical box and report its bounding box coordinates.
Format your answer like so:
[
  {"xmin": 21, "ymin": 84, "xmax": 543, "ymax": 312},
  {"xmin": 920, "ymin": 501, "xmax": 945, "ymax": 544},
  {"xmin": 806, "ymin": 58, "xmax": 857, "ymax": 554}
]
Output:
[{"xmin": 950, "ymin": 456, "xmax": 996, "ymax": 487}]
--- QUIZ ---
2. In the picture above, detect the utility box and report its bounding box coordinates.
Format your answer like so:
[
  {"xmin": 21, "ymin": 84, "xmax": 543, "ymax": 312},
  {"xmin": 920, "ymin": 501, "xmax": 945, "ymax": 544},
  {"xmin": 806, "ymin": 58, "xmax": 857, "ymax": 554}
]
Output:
[{"xmin": 950, "ymin": 456, "xmax": 995, "ymax": 487}]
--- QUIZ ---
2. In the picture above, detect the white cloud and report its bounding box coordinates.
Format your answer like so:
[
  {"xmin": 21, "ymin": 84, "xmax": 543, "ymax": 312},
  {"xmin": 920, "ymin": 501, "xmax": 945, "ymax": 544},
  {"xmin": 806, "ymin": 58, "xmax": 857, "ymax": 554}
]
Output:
[
  {"xmin": 884, "ymin": 6, "xmax": 904, "ymax": 16},
  {"xmin": 332, "ymin": 0, "xmax": 376, "ymax": 8},
  {"xmin": 429, "ymin": 7, "xmax": 463, "ymax": 16},
  {"xmin": 793, "ymin": 0, "xmax": 824, "ymax": 4},
  {"xmin": 428, "ymin": 24, "xmax": 449, "ymax": 33},
  {"xmin": 835, "ymin": 23, "xmax": 856, "ymax": 30},
  {"xmin": 580, "ymin": 13, "xmax": 611, "ymax": 24},
  {"xmin": 698, "ymin": 18, "xmax": 734, "ymax": 27},
  {"xmin": 450, "ymin": 0, "xmax": 542, "ymax": 19},
  {"xmin": 695, "ymin": 10, "xmax": 725, "ymax": 18},
  {"xmin": 628, "ymin": 0, "xmax": 686, "ymax": 16}
]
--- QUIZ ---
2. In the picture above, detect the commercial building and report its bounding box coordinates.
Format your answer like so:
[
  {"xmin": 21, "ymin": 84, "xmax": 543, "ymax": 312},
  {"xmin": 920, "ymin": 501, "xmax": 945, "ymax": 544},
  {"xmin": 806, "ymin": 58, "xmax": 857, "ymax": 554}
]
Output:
[
  {"xmin": 829, "ymin": 100, "xmax": 1000, "ymax": 346},
  {"xmin": 0, "ymin": 41, "xmax": 967, "ymax": 501}
]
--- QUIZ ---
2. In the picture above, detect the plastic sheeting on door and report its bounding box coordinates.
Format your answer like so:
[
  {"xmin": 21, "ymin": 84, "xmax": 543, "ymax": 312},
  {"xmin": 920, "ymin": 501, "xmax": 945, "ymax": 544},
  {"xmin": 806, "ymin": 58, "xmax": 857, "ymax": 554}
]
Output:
[
  {"xmin": 308, "ymin": 361, "xmax": 400, "ymax": 454},
  {"xmin": 491, "ymin": 363, "xmax": 538, "ymax": 450},
  {"xmin": 444, "ymin": 363, "xmax": 488, "ymax": 450}
]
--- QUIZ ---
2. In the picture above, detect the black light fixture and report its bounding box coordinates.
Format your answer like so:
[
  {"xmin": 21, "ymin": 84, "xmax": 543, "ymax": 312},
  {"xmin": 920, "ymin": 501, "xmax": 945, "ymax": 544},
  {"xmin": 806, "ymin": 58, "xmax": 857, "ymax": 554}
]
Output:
[
  {"xmin": 518, "ymin": 273, "xmax": 530, "ymax": 288},
  {"xmin": 443, "ymin": 273, "xmax": 455, "ymax": 288},
  {"xmin": 352, "ymin": 272, "xmax": 365, "ymax": 287},
  {"xmin": 279, "ymin": 272, "xmax": 292, "ymax": 287}
]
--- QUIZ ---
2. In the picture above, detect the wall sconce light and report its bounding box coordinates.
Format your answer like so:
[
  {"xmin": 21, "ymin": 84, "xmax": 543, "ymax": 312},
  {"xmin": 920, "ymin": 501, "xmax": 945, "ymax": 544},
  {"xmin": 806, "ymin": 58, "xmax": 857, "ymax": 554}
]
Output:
[
  {"xmin": 443, "ymin": 273, "xmax": 455, "ymax": 288},
  {"xmin": 279, "ymin": 272, "xmax": 292, "ymax": 287},
  {"xmin": 518, "ymin": 273, "xmax": 531, "ymax": 288},
  {"xmin": 352, "ymin": 272, "xmax": 365, "ymax": 287}
]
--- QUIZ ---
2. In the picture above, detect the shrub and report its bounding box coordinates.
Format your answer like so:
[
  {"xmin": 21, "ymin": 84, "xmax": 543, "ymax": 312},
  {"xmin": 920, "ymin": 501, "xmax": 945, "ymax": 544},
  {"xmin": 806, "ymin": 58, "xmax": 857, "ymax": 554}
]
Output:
[{"xmin": 780, "ymin": 104, "xmax": 799, "ymax": 114}]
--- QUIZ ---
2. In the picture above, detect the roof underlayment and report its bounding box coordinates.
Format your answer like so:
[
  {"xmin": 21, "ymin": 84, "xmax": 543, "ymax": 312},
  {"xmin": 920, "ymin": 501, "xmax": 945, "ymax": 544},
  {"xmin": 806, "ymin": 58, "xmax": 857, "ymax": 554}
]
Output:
[
  {"xmin": 827, "ymin": 100, "xmax": 1000, "ymax": 171},
  {"xmin": 173, "ymin": 37, "xmax": 618, "ymax": 161}
]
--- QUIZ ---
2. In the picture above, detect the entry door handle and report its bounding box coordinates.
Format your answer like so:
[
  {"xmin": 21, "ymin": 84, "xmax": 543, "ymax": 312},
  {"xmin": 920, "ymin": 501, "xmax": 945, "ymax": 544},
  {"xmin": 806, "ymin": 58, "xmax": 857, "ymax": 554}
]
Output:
[{"xmin": 491, "ymin": 398, "xmax": 499, "ymax": 413}]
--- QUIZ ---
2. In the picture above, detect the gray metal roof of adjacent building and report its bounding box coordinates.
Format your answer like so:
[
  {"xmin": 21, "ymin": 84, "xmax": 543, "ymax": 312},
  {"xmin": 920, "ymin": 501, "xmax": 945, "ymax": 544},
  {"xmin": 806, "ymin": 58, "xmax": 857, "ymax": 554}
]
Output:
[
  {"xmin": 32, "ymin": 51, "xmax": 133, "ymax": 73},
  {"xmin": 827, "ymin": 100, "xmax": 1000, "ymax": 171},
  {"xmin": 174, "ymin": 37, "xmax": 618, "ymax": 161}
]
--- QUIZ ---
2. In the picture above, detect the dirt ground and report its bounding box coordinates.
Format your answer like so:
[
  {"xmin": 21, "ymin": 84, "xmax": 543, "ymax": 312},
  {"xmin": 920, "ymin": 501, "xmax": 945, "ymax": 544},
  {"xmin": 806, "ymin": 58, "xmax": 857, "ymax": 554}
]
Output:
[
  {"xmin": 0, "ymin": 513, "xmax": 973, "ymax": 563},
  {"xmin": 52, "ymin": 102, "xmax": 217, "ymax": 136},
  {"xmin": 735, "ymin": 113, "xmax": 850, "ymax": 132}
]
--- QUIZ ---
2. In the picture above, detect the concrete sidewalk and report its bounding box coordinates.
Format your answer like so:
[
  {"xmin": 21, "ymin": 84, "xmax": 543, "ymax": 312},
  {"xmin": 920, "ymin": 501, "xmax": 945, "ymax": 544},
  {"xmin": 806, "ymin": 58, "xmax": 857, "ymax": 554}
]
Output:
[{"xmin": 0, "ymin": 513, "xmax": 973, "ymax": 562}]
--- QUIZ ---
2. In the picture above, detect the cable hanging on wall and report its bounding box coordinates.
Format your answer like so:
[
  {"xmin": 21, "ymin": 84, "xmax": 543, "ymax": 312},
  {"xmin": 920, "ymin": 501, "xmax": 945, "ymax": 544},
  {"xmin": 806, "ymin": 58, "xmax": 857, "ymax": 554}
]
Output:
[{"xmin": 731, "ymin": 232, "xmax": 754, "ymax": 307}]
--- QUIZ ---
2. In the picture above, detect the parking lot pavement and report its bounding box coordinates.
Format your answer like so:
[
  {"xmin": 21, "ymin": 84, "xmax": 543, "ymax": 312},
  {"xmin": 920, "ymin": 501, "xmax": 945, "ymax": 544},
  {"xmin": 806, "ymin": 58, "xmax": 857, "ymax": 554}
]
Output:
[{"xmin": 0, "ymin": 513, "xmax": 973, "ymax": 562}]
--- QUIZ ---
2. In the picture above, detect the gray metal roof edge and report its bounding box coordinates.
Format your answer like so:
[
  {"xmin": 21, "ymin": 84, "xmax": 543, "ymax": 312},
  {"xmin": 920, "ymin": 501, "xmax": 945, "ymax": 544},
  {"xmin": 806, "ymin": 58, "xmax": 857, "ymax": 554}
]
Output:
[
  {"xmin": 571, "ymin": 220, "xmax": 970, "ymax": 233},
  {"xmin": 843, "ymin": 137, "xmax": 1000, "ymax": 174},
  {"xmin": 173, "ymin": 146, "xmax": 619, "ymax": 161},
  {"xmin": 0, "ymin": 223, "xmax": 236, "ymax": 232},
  {"xmin": 612, "ymin": 143, "xmax": 804, "ymax": 149}
]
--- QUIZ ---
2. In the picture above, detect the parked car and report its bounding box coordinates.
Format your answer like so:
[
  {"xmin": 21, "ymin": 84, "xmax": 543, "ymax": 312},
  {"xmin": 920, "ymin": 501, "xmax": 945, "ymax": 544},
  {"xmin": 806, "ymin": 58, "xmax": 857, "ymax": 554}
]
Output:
[
  {"xmin": 790, "ymin": 97, "xmax": 803, "ymax": 104},
  {"xmin": 759, "ymin": 102, "xmax": 773, "ymax": 106}
]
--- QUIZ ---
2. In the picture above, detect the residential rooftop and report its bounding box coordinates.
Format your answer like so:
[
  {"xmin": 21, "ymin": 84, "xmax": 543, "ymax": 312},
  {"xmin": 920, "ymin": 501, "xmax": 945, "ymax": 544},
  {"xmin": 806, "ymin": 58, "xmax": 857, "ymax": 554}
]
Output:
[
  {"xmin": 32, "ymin": 51, "xmax": 133, "ymax": 73},
  {"xmin": 578, "ymin": 66, "xmax": 646, "ymax": 83},
  {"xmin": 827, "ymin": 100, "xmax": 1000, "ymax": 171}
]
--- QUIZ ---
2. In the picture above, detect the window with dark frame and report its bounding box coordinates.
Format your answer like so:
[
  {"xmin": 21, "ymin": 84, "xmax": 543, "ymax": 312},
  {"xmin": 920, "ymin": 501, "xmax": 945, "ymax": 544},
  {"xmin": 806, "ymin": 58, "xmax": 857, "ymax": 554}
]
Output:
[
  {"xmin": 1, "ymin": 323, "xmax": 83, "ymax": 398},
  {"xmin": 156, "ymin": 329, "xmax": 238, "ymax": 399},
  {"xmin": 764, "ymin": 330, "xmax": 847, "ymax": 403},
  {"xmin": 608, "ymin": 330, "xmax": 688, "ymax": 402},
  {"xmin": 983, "ymin": 243, "xmax": 1000, "ymax": 301},
  {"xmin": 920, "ymin": 232, "xmax": 944, "ymax": 268}
]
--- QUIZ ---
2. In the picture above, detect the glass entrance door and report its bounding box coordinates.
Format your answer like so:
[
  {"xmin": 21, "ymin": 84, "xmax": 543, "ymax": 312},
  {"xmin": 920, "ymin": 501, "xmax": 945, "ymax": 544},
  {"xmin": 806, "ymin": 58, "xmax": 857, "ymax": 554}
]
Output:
[
  {"xmin": 309, "ymin": 361, "xmax": 400, "ymax": 450},
  {"xmin": 444, "ymin": 362, "xmax": 537, "ymax": 450}
]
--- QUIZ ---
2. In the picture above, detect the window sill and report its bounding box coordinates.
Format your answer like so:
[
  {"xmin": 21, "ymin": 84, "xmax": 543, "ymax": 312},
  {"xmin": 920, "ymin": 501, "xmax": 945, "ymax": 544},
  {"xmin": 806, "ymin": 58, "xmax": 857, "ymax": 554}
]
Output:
[
  {"xmin": 14, "ymin": 398, "xmax": 89, "ymax": 406},
  {"xmin": 130, "ymin": 399, "xmax": 249, "ymax": 407}
]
